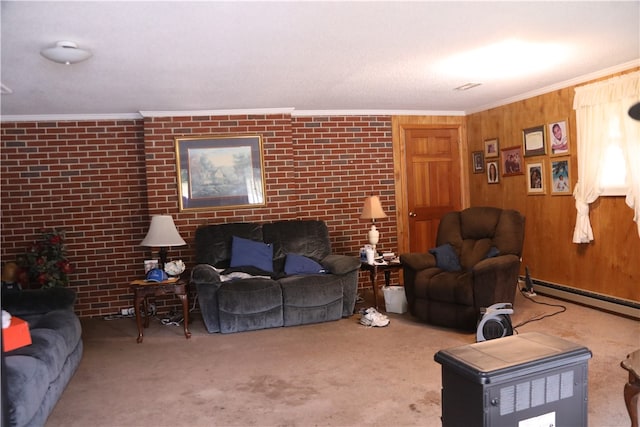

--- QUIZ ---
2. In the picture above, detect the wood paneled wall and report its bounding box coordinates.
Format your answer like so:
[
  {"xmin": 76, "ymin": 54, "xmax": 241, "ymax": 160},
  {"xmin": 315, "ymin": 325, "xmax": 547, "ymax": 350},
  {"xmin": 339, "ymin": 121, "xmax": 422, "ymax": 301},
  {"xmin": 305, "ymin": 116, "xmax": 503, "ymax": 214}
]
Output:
[{"xmin": 466, "ymin": 70, "xmax": 639, "ymax": 303}]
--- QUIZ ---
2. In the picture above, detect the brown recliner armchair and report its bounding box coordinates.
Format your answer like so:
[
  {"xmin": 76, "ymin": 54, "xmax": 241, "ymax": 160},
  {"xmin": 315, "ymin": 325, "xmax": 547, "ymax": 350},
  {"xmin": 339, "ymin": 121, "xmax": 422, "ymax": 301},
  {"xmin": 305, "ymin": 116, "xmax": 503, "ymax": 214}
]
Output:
[{"xmin": 400, "ymin": 207, "xmax": 525, "ymax": 331}]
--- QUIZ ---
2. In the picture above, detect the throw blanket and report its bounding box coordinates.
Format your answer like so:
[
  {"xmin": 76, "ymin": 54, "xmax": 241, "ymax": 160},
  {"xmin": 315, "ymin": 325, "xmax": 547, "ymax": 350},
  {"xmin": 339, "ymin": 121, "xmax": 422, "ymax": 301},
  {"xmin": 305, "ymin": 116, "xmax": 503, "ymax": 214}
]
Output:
[{"xmin": 214, "ymin": 268, "xmax": 271, "ymax": 282}]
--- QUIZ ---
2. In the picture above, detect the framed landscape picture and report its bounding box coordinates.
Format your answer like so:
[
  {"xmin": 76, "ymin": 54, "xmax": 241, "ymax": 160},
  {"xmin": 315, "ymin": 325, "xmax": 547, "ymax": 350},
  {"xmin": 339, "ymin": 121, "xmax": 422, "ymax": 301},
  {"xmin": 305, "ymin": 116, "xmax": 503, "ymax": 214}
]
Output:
[
  {"xmin": 501, "ymin": 146, "xmax": 524, "ymax": 177},
  {"xmin": 484, "ymin": 138, "xmax": 499, "ymax": 158},
  {"xmin": 523, "ymin": 125, "xmax": 546, "ymax": 157},
  {"xmin": 550, "ymin": 158, "xmax": 571, "ymax": 195},
  {"xmin": 548, "ymin": 120, "xmax": 570, "ymax": 156},
  {"xmin": 472, "ymin": 151, "xmax": 485, "ymax": 173},
  {"xmin": 175, "ymin": 135, "xmax": 266, "ymax": 211},
  {"xmin": 526, "ymin": 162, "xmax": 545, "ymax": 195}
]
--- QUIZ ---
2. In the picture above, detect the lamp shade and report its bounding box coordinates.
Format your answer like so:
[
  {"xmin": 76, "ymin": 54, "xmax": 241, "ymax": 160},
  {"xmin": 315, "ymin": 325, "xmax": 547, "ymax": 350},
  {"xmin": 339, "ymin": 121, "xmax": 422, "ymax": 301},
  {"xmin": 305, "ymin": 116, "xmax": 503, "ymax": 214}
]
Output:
[
  {"xmin": 41, "ymin": 41, "xmax": 92, "ymax": 65},
  {"xmin": 360, "ymin": 196, "xmax": 388, "ymax": 221},
  {"xmin": 140, "ymin": 215, "xmax": 186, "ymax": 247}
]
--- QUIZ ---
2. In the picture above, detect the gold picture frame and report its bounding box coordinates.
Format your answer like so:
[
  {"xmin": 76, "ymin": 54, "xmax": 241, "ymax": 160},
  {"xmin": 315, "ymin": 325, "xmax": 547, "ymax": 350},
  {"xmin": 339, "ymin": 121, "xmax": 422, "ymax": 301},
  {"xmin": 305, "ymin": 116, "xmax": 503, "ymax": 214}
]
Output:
[
  {"xmin": 550, "ymin": 158, "xmax": 571, "ymax": 195},
  {"xmin": 487, "ymin": 160, "xmax": 500, "ymax": 184},
  {"xmin": 500, "ymin": 146, "xmax": 524, "ymax": 177},
  {"xmin": 472, "ymin": 151, "xmax": 485, "ymax": 173},
  {"xmin": 175, "ymin": 135, "xmax": 266, "ymax": 211},
  {"xmin": 548, "ymin": 120, "xmax": 570, "ymax": 156},
  {"xmin": 484, "ymin": 138, "xmax": 499, "ymax": 158},
  {"xmin": 526, "ymin": 162, "xmax": 545, "ymax": 195},
  {"xmin": 523, "ymin": 125, "xmax": 546, "ymax": 157}
]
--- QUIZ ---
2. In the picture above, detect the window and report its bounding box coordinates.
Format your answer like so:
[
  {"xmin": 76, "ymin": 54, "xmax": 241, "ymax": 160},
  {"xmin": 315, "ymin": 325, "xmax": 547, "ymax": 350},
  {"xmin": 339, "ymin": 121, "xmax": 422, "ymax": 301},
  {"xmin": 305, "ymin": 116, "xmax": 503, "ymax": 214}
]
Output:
[
  {"xmin": 572, "ymin": 71, "xmax": 639, "ymax": 242},
  {"xmin": 599, "ymin": 116, "xmax": 628, "ymax": 196}
]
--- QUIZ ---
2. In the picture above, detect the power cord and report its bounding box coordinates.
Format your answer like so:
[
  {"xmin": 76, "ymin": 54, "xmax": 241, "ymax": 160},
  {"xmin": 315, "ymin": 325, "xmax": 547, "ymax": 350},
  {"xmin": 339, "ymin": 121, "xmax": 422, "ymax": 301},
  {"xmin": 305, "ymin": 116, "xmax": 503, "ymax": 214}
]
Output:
[
  {"xmin": 103, "ymin": 303, "xmax": 156, "ymax": 321},
  {"xmin": 513, "ymin": 287, "xmax": 567, "ymax": 330},
  {"xmin": 190, "ymin": 292, "xmax": 199, "ymax": 313}
]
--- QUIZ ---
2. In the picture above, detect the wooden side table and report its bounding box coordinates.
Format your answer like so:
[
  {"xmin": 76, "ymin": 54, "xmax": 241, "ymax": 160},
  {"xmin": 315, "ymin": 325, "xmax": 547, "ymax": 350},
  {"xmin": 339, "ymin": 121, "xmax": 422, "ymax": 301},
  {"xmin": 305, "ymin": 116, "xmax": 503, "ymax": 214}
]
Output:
[
  {"xmin": 130, "ymin": 278, "xmax": 191, "ymax": 343},
  {"xmin": 622, "ymin": 349, "xmax": 640, "ymax": 427},
  {"xmin": 360, "ymin": 260, "xmax": 403, "ymax": 310}
]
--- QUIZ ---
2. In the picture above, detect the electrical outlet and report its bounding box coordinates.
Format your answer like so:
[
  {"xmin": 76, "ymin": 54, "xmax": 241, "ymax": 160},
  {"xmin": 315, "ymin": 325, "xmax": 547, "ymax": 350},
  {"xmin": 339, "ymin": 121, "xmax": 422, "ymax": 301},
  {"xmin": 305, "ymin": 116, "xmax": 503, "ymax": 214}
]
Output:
[{"xmin": 121, "ymin": 308, "xmax": 128, "ymax": 316}]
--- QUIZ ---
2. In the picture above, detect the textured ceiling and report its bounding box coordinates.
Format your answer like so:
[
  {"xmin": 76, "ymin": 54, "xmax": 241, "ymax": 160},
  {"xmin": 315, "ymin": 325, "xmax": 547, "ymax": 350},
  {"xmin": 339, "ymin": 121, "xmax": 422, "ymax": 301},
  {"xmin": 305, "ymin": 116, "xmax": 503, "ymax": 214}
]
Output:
[{"xmin": 1, "ymin": 1, "xmax": 639, "ymax": 119}]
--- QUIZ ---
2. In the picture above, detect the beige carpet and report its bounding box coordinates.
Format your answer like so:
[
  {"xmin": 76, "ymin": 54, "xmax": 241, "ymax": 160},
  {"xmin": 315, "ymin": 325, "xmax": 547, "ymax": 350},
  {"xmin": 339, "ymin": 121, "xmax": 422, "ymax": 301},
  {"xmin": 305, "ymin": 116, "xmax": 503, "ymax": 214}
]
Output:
[{"xmin": 46, "ymin": 290, "xmax": 639, "ymax": 427}]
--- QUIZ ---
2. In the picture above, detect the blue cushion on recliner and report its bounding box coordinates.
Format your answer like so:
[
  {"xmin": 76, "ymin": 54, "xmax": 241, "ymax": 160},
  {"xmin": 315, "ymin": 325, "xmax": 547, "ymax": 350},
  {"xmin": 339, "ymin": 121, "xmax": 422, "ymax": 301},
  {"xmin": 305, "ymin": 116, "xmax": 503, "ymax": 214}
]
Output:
[
  {"xmin": 230, "ymin": 236, "xmax": 273, "ymax": 272},
  {"xmin": 486, "ymin": 246, "xmax": 500, "ymax": 258},
  {"xmin": 429, "ymin": 243, "xmax": 462, "ymax": 272},
  {"xmin": 284, "ymin": 253, "xmax": 326, "ymax": 275}
]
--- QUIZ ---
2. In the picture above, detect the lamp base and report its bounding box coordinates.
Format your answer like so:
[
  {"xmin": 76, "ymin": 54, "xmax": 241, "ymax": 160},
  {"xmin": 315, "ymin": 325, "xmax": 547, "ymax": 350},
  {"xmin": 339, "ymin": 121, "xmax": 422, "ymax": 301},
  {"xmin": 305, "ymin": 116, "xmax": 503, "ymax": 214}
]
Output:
[
  {"xmin": 368, "ymin": 225, "xmax": 380, "ymax": 253},
  {"xmin": 158, "ymin": 247, "xmax": 168, "ymax": 270}
]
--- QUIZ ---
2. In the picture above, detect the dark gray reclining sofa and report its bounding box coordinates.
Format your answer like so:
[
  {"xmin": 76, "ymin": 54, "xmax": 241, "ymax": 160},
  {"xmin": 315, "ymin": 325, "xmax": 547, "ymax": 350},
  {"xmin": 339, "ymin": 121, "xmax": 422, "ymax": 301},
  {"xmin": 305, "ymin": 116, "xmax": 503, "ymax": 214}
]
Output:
[
  {"xmin": 1, "ymin": 287, "xmax": 83, "ymax": 427},
  {"xmin": 191, "ymin": 220, "xmax": 360, "ymax": 334}
]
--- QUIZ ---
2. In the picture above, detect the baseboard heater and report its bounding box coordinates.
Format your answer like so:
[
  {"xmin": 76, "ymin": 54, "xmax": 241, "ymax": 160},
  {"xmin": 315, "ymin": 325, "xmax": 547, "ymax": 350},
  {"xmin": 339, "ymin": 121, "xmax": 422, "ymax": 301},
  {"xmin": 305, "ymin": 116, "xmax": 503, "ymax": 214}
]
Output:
[{"xmin": 520, "ymin": 276, "xmax": 640, "ymax": 319}]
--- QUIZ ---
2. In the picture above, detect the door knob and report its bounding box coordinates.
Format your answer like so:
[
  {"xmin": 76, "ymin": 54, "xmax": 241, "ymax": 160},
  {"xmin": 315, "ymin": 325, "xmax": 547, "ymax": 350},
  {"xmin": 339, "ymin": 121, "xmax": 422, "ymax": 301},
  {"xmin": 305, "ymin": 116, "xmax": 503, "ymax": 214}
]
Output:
[{"xmin": 409, "ymin": 212, "xmax": 417, "ymax": 217}]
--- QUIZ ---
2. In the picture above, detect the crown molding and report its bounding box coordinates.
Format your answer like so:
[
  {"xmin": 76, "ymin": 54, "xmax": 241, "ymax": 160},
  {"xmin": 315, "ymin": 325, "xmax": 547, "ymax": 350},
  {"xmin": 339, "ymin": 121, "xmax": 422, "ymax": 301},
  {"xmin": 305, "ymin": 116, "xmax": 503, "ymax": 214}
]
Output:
[
  {"xmin": 1, "ymin": 108, "xmax": 465, "ymax": 122},
  {"xmin": 464, "ymin": 59, "xmax": 640, "ymax": 115},
  {"xmin": 290, "ymin": 109, "xmax": 465, "ymax": 117},
  {"xmin": 138, "ymin": 107, "xmax": 295, "ymax": 118},
  {"xmin": 0, "ymin": 113, "xmax": 143, "ymax": 123}
]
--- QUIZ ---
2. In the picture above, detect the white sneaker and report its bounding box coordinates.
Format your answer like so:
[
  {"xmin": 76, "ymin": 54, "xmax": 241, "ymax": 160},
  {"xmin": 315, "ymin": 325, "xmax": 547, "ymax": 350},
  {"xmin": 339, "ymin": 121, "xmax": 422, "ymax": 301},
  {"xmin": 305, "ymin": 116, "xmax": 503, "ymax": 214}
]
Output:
[{"xmin": 360, "ymin": 307, "xmax": 390, "ymax": 327}]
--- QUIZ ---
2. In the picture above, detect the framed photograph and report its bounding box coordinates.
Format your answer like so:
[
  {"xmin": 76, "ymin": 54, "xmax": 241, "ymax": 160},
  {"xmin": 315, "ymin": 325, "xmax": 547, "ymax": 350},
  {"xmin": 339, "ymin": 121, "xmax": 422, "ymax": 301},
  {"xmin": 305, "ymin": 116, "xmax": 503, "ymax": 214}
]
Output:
[
  {"xmin": 472, "ymin": 151, "xmax": 485, "ymax": 174},
  {"xmin": 484, "ymin": 138, "xmax": 499, "ymax": 158},
  {"xmin": 500, "ymin": 146, "xmax": 524, "ymax": 176},
  {"xmin": 526, "ymin": 162, "xmax": 545, "ymax": 194},
  {"xmin": 144, "ymin": 259, "xmax": 159, "ymax": 273},
  {"xmin": 550, "ymin": 158, "xmax": 571, "ymax": 195},
  {"xmin": 175, "ymin": 135, "xmax": 266, "ymax": 211},
  {"xmin": 487, "ymin": 160, "xmax": 500, "ymax": 184},
  {"xmin": 523, "ymin": 125, "xmax": 546, "ymax": 157},
  {"xmin": 548, "ymin": 120, "xmax": 570, "ymax": 156}
]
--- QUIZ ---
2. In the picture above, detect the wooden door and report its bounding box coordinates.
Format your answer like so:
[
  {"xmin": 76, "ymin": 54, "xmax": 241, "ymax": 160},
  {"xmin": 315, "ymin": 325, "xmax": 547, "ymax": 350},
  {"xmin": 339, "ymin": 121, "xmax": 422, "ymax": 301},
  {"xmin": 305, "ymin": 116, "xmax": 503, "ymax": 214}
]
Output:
[{"xmin": 404, "ymin": 128, "xmax": 462, "ymax": 252}]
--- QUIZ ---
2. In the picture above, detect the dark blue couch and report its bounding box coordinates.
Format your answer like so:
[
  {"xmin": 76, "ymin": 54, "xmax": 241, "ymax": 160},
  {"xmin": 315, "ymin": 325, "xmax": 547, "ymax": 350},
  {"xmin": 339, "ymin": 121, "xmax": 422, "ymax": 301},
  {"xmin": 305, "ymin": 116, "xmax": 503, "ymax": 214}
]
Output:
[
  {"xmin": 191, "ymin": 220, "xmax": 361, "ymax": 334},
  {"xmin": 1, "ymin": 287, "xmax": 83, "ymax": 427}
]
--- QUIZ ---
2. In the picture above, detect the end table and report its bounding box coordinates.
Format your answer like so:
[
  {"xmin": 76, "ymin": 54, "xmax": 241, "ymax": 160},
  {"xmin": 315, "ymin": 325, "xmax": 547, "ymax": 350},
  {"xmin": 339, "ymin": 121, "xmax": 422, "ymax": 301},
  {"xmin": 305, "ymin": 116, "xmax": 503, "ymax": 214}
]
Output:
[
  {"xmin": 130, "ymin": 278, "xmax": 191, "ymax": 343},
  {"xmin": 360, "ymin": 259, "xmax": 403, "ymax": 310},
  {"xmin": 622, "ymin": 349, "xmax": 640, "ymax": 427}
]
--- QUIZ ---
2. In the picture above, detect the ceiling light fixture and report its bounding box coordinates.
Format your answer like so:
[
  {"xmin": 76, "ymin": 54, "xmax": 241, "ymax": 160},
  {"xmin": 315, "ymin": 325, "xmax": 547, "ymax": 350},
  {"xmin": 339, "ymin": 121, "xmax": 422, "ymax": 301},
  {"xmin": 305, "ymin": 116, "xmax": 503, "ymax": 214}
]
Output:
[
  {"xmin": 41, "ymin": 41, "xmax": 92, "ymax": 65},
  {"xmin": 454, "ymin": 83, "xmax": 482, "ymax": 91},
  {"xmin": 0, "ymin": 83, "xmax": 13, "ymax": 95}
]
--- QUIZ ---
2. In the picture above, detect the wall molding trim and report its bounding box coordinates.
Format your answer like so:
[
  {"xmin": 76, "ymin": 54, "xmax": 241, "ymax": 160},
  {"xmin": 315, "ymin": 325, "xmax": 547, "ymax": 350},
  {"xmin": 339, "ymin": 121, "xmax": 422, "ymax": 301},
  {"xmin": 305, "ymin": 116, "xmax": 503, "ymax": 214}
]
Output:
[
  {"xmin": 138, "ymin": 107, "xmax": 295, "ymax": 118},
  {"xmin": 1, "ymin": 113, "xmax": 143, "ymax": 123},
  {"xmin": 466, "ymin": 59, "xmax": 640, "ymax": 115},
  {"xmin": 290, "ymin": 109, "xmax": 465, "ymax": 117},
  {"xmin": 523, "ymin": 276, "xmax": 640, "ymax": 319},
  {"xmin": 2, "ymin": 108, "xmax": 465, "ymax": 122}
]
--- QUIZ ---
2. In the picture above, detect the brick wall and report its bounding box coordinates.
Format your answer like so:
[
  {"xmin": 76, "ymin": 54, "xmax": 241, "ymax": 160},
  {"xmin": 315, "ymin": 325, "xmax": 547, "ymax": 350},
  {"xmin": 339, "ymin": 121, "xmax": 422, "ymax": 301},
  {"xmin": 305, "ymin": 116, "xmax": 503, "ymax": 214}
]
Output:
[
  {"xmin": 1, "ymin": 119, "xmax": 147, "ymax": 317},
  {"xmin": 1, "ymin": 113, "xmax": 396, "ymax": 317},
  {"xmin": 291, "ymin": 115, "xmax": 396, "ymax": 255}
]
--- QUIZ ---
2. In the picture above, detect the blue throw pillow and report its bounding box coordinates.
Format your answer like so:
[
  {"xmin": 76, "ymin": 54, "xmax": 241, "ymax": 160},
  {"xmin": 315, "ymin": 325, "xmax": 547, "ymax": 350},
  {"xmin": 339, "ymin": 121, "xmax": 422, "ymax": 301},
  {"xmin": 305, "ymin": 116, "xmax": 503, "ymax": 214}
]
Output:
[
  {"xmin": 284, "ymin": 253, "xmax": 325, "ymax": 275},
  {"xmin": 428, "ymin": 243, "xmax": 462, "ymax": 272},
  {"xmin": 230, "ymin": 236, "xmax": 273, "ymax": 272},
  {"xmin": 486, "ymin": 246, "xmax": 500, "ymax": 258}
]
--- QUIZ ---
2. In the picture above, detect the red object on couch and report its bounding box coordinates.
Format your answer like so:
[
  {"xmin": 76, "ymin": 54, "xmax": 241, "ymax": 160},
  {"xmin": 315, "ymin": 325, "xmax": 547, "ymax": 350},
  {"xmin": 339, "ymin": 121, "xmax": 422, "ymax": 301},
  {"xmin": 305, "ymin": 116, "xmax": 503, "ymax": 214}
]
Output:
[{"xmin": 2, "ymin": 316, "xmax": 32, "ymax": 351}]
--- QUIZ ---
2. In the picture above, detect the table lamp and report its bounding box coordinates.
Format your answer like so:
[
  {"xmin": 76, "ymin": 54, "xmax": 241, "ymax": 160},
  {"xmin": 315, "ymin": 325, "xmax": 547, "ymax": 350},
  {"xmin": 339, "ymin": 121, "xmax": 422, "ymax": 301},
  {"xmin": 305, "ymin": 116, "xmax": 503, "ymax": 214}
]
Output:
[
  {"xmin": 140, "ymin": 215, "xmax": 186, "ymax": 269},
  {"xmin": 360, "ymin": 195, "xmax": 387, "ymax": 253}
]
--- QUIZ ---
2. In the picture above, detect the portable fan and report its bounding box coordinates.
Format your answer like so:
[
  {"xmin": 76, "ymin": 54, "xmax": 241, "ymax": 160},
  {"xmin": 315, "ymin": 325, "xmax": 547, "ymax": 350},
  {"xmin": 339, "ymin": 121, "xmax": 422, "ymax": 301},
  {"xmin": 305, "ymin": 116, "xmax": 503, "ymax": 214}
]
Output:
[{"xmin": 476, "ymin": 302, "xmax": 514, "ymax": 342}]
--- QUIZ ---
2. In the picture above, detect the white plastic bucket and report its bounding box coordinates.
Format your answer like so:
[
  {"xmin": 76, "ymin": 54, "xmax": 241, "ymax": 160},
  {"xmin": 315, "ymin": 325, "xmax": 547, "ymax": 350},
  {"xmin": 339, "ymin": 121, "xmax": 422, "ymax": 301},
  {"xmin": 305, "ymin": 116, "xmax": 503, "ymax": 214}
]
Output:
[{"xmin": 383, "ymin": 286, "xmax": 408, "ymax": 314}]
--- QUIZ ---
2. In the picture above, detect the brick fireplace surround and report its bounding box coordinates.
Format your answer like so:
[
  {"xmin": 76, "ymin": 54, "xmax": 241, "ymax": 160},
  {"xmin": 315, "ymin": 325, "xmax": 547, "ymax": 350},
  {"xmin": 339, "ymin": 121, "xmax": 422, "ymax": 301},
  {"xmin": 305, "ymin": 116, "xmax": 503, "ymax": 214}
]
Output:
[{"xmin": 1, "ymin": 114, "xmax": 397, "ymax": 317}]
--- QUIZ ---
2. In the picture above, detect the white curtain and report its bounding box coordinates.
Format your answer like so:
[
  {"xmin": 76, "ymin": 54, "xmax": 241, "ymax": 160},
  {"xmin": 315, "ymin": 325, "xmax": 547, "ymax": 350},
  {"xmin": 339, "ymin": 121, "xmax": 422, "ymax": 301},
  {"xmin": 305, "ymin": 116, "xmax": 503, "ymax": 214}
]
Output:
[{"xmin": 572, "ymin": 71, "xmax": 640, "ymax": 242}]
